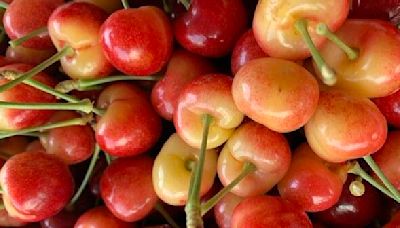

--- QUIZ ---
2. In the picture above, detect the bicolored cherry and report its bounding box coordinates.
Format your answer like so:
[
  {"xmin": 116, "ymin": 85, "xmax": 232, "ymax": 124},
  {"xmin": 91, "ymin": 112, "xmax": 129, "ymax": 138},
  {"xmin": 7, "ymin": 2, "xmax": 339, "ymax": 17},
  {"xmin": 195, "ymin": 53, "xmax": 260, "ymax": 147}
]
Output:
[
  {"xmin": 152, "ymin": 133, "xmax": 217, "ymax": 206},
  {"xmin": 174, "ymin": 74, "xmax": 243, "ymax": 149}
]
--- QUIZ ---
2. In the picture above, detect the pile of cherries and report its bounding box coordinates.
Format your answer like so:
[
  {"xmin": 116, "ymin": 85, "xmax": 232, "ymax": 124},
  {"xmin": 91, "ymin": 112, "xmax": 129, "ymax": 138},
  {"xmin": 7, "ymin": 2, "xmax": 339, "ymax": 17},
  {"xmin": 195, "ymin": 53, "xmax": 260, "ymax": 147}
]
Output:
[{"xmin": 0, "ymin": 0, "xmax": 399, "ymax": 227}]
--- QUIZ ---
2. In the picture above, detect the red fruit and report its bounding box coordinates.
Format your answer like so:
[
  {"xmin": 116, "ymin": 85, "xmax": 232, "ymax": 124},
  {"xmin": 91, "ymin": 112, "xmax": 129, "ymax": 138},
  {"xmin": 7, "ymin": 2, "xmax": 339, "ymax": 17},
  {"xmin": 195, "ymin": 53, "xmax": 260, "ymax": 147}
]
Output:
[
  {"xmin": 0, "ymin": 136, "xmax": 30, "ymax": 158},
  {"xmin": 214, "ymin": 193, "xmax": 243, "ymax": 228},
  {"xmin": 151, "ymin": 49, "xmax": 215, "ymax": 120},
  {"xmin": 100, "ymin": 6, "xmax": 173, "ymax": 75},
  {"xmin": 0, "ymin": 203, "xmax": 26, "ymax": 227},
  {"xmin": 40, "ymin": 111, "xmax": 95, "ymax": 164},
  {"xmin": 41, "ymin": 210, "xmax": 79, "ymax": 228},
  {"xmin": 3, "ymin": 0, "xmax": 64, "ymax": 49},
  {"xmin": 173, "ymin": 0, "xmax": 247, "ymax": 57},
  {"xmin": 278, "ymin": 143, "xmax": 347, "ymax": 212},
  {"xmin": 231, "ymin": 29, "xmax": 267, "ymax": 75},
  {"xmin": 373, "ymin": 89, "xmax": 400, "ymax": 128},
  {"xmin": 0, "ymin": 63, "xmax": 56, "ymax": 130},
  {"xmin": 74, "ymin": 206, "xmax": 133, "ymax": 228},
  {"xmin": 100, "ymin": 155, "xmax": 158, "ymax": 222},
  {"xmin": 0, "ymin": 151, "xmax": 74, "ymax": 222},
  {"xmin": 96, "ymin": 83, "xmax": 162, "ymax": 157},
  {"xmin": 231, "ymin": 195, "xmax": 312, "ymax": 228},
  {"xmin": 385, "ymin": 210, "xmax": 400, "ymax": 228},
  {"xmin": 6, "ymin": 45, "xmax": 56, "ymax": 66}
]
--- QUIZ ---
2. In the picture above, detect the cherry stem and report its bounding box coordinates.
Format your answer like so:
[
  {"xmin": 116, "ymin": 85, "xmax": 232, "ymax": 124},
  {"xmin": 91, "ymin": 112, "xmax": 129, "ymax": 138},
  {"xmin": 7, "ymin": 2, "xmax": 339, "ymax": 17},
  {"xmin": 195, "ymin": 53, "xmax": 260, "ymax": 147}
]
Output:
[
  {"xmin": 9, "ymin": 27, "xmax": 48, "ymax": 48},
  {"xmin": 121, "ymin": 0, "xmax": 130, "ymax": 9},
  {"xmin": 0, "ymin": 46, "xmax": 74, "ymax": 93},
  {"xmin": 0, "ymin": 1, "xmax": 8, "ymax": 9},
  {"xmin": 363, "ymin": 155, "xmax": 400, "ymax": 200},
  {"xmin": 66, "ymin": 144, "xmax": 100, "ymax": 210},
  {"xmin": 348, "ymin": 161, "xmax": 400, "ymax": 203},
  {"xmin": 316, "ymin": 23, "xmax": 359, "ymax": 60},
  {"xmin": 104, "ymin": 152, "xmax": 112, "ymax": 165},
  {"xmin": 294, "ymin": 19, "xmax": 336, "ymax": 86},
  {"xmin": 154, "ymin": 202, "xmax": 181, "ymax": 228},
  {"xmin": 0, "ymin": 99, "xmax": 93, "ymax": 113},
  {"xmin": 55, "ymin": 75, "xmax": 162, "ymax": 93},
  {"xmin": 0, "ymin": 114, "xmax": 92, "ymax": 139},
  {"xmin": 1, "ymin": 71, "xmax": 105, "ymax": 116},
  {"xmin": 162, "ymin": 0, "xmax": 172, "ymax": 14},
  {"xmin": 201, "ymin": 161, "xmax": 256, "ymax": 216},
  {"xmin": 179, "ymin": 0, "xmax": 190, "ymax": 10},
  {"xmin": 185, "ymin": 114, "xmax": 212, "ymax": 228}
]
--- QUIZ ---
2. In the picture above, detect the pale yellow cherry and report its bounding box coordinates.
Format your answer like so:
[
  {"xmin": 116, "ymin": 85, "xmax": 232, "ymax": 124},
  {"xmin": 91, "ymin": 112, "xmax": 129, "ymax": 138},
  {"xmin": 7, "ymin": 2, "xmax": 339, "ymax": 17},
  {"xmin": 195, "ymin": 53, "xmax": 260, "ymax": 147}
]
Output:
[{"xmin": 152, "ymin": 133, "xmax": 217, "ymax": 206}]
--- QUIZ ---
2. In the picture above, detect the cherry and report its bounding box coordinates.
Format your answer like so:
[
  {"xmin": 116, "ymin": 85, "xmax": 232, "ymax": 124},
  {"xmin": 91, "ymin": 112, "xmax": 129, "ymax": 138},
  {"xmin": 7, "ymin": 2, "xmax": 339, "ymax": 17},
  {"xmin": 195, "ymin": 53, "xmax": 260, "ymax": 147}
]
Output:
[
  {"xmin": 0, "ymin": 151, "xmax": 74, "ymax": 222},
  {"xmin": 0, "ymin": 135, "xmax": 30, "ymax": 158},
  {"xmin": 232, "ymin": 57, "xmax": 319, "ymax": 133},
  {"xmin": 214, "ymin": 192, "xmax": 243, "ymax": 228},
  {"xmin": 231, "ymin": 29, "xmax": 268, "ymax": 75},
  {"xmin": 3, "ymin": 0, "xmax": 63, "ymax": 49},
  {"xmin": 385, "ymin": 210, "xmax": 400, "ymax": 228},
  {"xmin": 100, "ymin": 155, "xmax": 158, "ymax": 222},
  {"xmin": 277, "ymin": 143, "xmax": 347, "ymax": 212},
  {"xmin": 151, "ymin": 49, "xmax": 215, "ymax": 121},
  {"xmin": 96, "ymin": 82, "xmax": 162, "ymax": 157},
  {"xmin": 305, "ymin": 90, "xmax": 387, "ymax": 162},
  {"xmin": 231, "ymin": 195, "xmax": 312, "ymax": 228},
  {"xmin": 173, "ymin": 0, "xmax": 247, "ymax": 57},
  {"xmin": 0, "ymin": 203, "xmax": 26, "ymax": 227},
  {"xmin": 314, "ymin": 174, "xmax": 383, "ymax": 227},
  {"xmin": 373, "ymin": 89, "xmax": 400, "ymax": 128},
  {"xmin": 6, "ymin": 45, "xmax": 56, "ymax": 66},
  {"xmin": 40, "ymin": 209, "xmax": 79, "ymax": 228},
  {"xmin": 100, "ymin": 6, "xmax": 173, "ymax": 75},
  {"xmin": 74, "ymin": 206, "xmax": 133, "ymax": 228}
]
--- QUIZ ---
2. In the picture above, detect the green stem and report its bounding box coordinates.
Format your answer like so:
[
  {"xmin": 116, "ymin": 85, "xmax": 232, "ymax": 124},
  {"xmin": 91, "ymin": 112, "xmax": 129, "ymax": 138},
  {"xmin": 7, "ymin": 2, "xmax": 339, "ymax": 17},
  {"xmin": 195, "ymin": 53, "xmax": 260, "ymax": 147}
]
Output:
[
  {"xmin": 0, "ymin": 99, "xmax": 93, "ymax": 113},
  {"xmin": 294, "ymin": 19, "xmax": 336, "ymax": 86},
  {"xmin": 121, "ymin": 0, "xmax": 130, "ymax": 9},
  {"xmin": 185, "ymin": 114, "xmax": 212, "ymax": 228},
  {"xmin": 105, "ymin": 152, "xmax": 111, "ymax": 165},
  {"xmin": 0, "ymin": 46, "xmax": 74, "ymax": 93},
  {"xmin": 179, "ymin": 0, "xmax": 190, "ymax": 10},
  {"xmin": 201, "ymin": 162, "xmax": 256, "ymax": 216},
  {"xmin": 1, "ymin": 71, "xmax": 104, "ymax": 116},
  {"xmin": 162, "ymin": 0, "xmax": 172, "ymax": 14},
  {"xmin": 66, "ymin": 144, "xmax": 100, "ymax": 210},
  {"xmin": 348, "ymin": 161, "xmax": 400, "ymax": 203},
  {"xmin": 9, "ymin": 27, "xmax": 48, "ymax": 48},
  {"xmin": 363, "ymin": 155, "xmax": 400, "ymax": 200},
  {"xmin": 0, "ymin": 1, "xmax": 8, "ymax": 9},
  {"xmin": 55, "ymin": 75, "xmax": 162, "ymax": 93},
  {"xmin": 316, "ymin": 23, "xmax": 359, "ymax": 60},
  {"xmin": 0, "ymin": 115, "xmax": 92, "ymax": 139},
  {"xmin": 154, "ymin": 203, "xmax": 181, "ymax": 228}
]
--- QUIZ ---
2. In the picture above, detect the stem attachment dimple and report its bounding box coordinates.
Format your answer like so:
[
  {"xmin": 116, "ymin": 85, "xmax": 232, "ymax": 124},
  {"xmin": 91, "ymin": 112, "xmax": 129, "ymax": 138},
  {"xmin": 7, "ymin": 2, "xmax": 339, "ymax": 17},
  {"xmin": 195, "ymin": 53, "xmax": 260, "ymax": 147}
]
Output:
[
  {"xmin": 294, "ymin": 19, "xmax": 336, "ymax": 86},
  {"xmin": 185, "ymin": 114, "xmax": 212, "ymax": 228},
  {"xmin": 316, "ymin": 23, "xmax": 359, "ymax": 60},
  {"xmin": 9, "ymin": 27, "xmax": 48, "ymax": 48},
  {"xmin": 201, "ymin": 161, "xmax": 256, "ymax": 216}
]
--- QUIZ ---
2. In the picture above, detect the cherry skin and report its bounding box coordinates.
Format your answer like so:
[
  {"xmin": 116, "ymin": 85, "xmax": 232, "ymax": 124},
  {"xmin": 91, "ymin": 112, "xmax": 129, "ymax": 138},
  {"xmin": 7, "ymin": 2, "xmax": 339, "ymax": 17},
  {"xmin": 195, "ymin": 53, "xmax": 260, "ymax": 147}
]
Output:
[
  {"xmin": 315, "ymin": 174, "xmax": 383, "ymax": 227},
  {"xmin": 96, "ymin": 82, "xmax": 162, "ymax": 157},
  {"xmin": 0, "ymin": 63, "xmax": 56, "ymax": 130},
  {"xmin": 232, "ymin": 57, "xmax": 319, "ymax": 133},
  {"xmin": 74, "ymin": 206, "xmax": 133, "ymax": 228},
  {"xmin": 305, "ymin": 90, "xmax": 387, "ymax": 162},
  {"xmin": 231, "ymin": 195, "xmax": 312, "ymax": 228},
  {"xmin": 0, "ymin": 203, "xmax": 26, "ymax": 227},
  {"xmin": 253, "ymin": 0, "xmax": 349, "ymax": 60},
  {"xmin": 0, "ymin": 151, "xmax": 74, "ymax": 222},
  {"xmin": 277, "ymin": 143, "xmax": 347, "ymax": 212},
  {"xmin": 218, "ymin": 120, "xmax": 291, "ymax": 197},
  {"xmin": 173, "ymin": 0, "xmax": 247, "ymax": 58},
  {"xmin": 100, "ymin": 155, "xmax": 158, "ymax": 222},
  {"xmin": 3, "ymin": 0, "xmax": 64, "ymax": 49},
  {"xmin": 214, "ymin": 193, "xmax": 243, "ymax": 228},
  {"xmin": 174, "ymin": 74, "xmax": 244, "ymax": 149},
  {"xmin": 41, "ymin": 210, "xmax": 80, "ymax": 228},
  {"xmin": 373, "ymin": 89, "xmax": 400, "ymax": 128},
  {"xmin": 385, "ymin": 210, "xmax": 400, "ymax": 228},
  {"xmin": 151, "ymin": 49, "xmax": 215, "ymax": 120},
  {"xmin": 372, "ymin": 131, "xmax": 400, "ymax": 190},
  {"xmin": 100, "ymin": 6, "xmax": 173, "ymax": 75},
  {"xmin": 316, "ymin": 19, "xmax": 400, "ymax": 98},
  {"xmin": 0, "ymin": 136, "xmax": 30, "ymax": 158},
  {"xmin": 40, "ymin": 111, "xmax": 95, "ymax": 165},
  {"xmin": 6, "ymin": 45, "xmax": 56, "ymax": 66},
  {"xmin": 231, "ymin": 29, "xmax": 268, "ymax": 75},
  {"xmin": 48, "ymin": 2, "xmax": 113, "ymax": 79}
]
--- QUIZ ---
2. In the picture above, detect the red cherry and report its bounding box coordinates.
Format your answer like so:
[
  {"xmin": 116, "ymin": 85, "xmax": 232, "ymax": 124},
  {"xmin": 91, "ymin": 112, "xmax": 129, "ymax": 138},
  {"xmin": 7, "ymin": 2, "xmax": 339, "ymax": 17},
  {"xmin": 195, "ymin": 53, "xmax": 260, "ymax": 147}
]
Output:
[
  {"xmin": 100, "ymin": 6, "xmax": 173, "ymax": 75},
  {"xmin": 74, "ymin": 206, "xmax": 133, "ymax": 228},
  {"xmin": 100, "ymin": 155, "xmax": 158, "ymax": 222},
  {"xmin": 373, "ymin": 89, "xmax": 400, "ymax": 128},
  {"xmin": 385, "ymin": 210, "xmax": 400, "ymax": 228},
  {"xmin": 0, "ymin": 151, "xmax": 74, "ymax": 222},
  {"xmin": 214, "ymin": 193, "xmax": 243, "ymax": 228},
  {"xmin": 173, "ymin": 0, "xmax": 247, "ymax": 57},
  {"xmin": 231, "ymin": 195, "xmax": 312, "ymax": 228}
]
